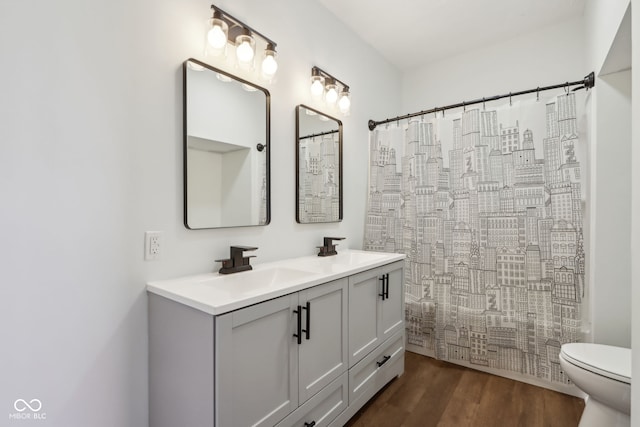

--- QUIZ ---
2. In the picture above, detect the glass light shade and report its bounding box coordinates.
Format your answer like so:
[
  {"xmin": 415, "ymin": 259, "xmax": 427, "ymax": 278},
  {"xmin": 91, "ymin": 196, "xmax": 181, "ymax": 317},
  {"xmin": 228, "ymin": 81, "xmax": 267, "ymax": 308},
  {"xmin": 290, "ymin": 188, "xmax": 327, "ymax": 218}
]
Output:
[
  {"xmin": 235, "ymin": 34, "xmax": 255, "ymax": 65},
  {"xmin": 242, "ymin": 83, "xmax": 258, "ymax": 92},
  {"xmin": 207, "ymin": 18, "xmax": 228, "ymax": 49},
  {"xmin": 187, "ymin": 61, "xmax": 205, "ymax": 71},
  {"xmin": 216, "ymin": 73, "xmax": 232, "ymax": 82},
  {"xmin": 338, "ymin": 90, "xmax": 351, "ymax": 114},
  {"xmin": 310, "ymin": 76, "xmax": 325, "ymax": 98},
  {"xmin": 261, "ymin": 49, "xmax": 278, "ymax": 79},
  {"xmin": 325, "ymin": 83, "xmax": 338, "ymax": 105}
]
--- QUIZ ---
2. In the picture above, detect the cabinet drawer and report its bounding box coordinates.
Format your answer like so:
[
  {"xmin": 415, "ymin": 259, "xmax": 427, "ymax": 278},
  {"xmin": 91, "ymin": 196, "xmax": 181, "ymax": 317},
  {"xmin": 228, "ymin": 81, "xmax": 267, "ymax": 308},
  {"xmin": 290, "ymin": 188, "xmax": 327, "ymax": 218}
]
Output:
[
  {"xmin": 348, "ymin": 331, "xmax": 404, "ymax": 405},
  {"xmin": 276, "ymin": 373, "xmax": 348, "ymax": 427}
]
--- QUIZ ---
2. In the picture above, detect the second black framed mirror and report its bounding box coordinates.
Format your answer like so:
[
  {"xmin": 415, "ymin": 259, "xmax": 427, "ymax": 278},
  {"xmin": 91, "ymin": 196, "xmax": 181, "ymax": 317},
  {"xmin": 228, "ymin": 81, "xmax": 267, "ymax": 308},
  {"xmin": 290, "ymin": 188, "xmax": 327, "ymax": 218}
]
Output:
[{"xmin": 295, "ymin": 105, "xmax": 343, "ymax": 223}]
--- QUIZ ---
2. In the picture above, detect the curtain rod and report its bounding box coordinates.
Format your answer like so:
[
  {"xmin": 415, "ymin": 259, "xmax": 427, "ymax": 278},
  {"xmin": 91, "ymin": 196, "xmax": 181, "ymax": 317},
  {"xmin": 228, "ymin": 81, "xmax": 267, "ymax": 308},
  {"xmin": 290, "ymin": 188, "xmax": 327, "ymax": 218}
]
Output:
[
  {"xmin": 299, "ymin": 129, "xmax": 339, "ymax": 141},
  {"xmin": 367, "ymin": 72, "xmax": 595, "ymax": 131}
]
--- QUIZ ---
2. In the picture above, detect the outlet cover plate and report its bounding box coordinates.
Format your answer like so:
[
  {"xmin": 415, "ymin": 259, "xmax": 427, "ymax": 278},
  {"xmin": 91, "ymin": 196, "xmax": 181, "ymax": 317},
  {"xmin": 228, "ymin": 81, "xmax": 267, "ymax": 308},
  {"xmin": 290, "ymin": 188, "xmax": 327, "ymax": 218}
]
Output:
[{"xmin": 145, "ymin": 231, "xmax": 162, "ymax": 261}]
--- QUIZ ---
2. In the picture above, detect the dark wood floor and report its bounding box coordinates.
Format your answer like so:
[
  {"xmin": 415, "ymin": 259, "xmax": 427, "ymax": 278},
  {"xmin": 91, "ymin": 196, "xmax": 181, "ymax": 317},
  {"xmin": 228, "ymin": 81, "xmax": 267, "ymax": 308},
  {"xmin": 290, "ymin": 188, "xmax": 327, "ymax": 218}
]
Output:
[{"xmin": 345, "ymin": 351, "xmax": 584, "ymax": 427}]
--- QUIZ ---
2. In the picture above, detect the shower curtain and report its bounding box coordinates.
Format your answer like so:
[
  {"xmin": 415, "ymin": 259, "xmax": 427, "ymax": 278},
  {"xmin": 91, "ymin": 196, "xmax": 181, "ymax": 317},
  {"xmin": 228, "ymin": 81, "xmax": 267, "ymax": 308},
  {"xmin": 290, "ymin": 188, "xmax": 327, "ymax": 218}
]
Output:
[{"xmin": 364, "ymin": 92, "xmax": 586, "ymax": 386}]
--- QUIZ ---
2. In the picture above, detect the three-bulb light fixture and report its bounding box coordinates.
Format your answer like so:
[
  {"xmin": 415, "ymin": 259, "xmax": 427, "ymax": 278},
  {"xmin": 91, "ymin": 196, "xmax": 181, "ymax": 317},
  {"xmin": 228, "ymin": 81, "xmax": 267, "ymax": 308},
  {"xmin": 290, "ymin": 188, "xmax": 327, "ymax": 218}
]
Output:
[
  {"xmin": 205, "ymin": 5, "xmax": 278, "ymax": 81},
  {"xmin": 310, "ymin": 66, "xmax": 351, "ymax": 115}
]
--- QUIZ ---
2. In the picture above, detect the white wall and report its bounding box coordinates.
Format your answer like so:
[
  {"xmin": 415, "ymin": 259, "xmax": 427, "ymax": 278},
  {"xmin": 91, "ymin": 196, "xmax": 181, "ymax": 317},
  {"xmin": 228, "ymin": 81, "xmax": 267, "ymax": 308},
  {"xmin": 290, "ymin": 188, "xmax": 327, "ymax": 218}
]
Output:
[
  {"xmin": 584, "ymin": 0, "xmax": 631, "ymax": 75},
  {"xmin": 583, "ymin": 0, "xmax": 632, "ymax": 349},
  {"xmin": 402, "ymin": 18, "xmax": 586, "ymax": 115},
  {"xmin": 631, "ymin": 0, "xmax": 640, "ymax": 422},
  {"xmin": 590, "ymin": 70, "xmax": 631, "ymax": 347},
  {"xmin": 0, "ymin": 0, "xmax": 400, "ymax": 425}
]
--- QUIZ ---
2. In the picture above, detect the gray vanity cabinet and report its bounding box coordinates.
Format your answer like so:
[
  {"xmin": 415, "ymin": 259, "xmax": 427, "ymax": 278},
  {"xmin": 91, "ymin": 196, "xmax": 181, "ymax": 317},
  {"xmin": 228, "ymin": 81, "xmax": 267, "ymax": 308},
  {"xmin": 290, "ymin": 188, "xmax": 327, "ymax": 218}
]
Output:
[
  {"xmin": 348, "ymin": 261, "xmax": 404, "ymax": 366},
  {"xmin": 148, "ymin": 255, "xmax": 404, "ymax": 427},
  {"xmin": 216, "ymin": 278, "xmax": 348, "ymax": 427}
]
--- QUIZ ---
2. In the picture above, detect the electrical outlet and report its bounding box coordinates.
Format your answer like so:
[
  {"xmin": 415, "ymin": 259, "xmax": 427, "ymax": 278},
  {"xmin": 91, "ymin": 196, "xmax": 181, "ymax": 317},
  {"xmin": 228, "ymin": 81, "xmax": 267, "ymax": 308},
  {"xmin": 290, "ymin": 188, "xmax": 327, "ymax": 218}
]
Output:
[{"xmin": 145, "ymin": 231, "xmax": 162, "ymax": 261}]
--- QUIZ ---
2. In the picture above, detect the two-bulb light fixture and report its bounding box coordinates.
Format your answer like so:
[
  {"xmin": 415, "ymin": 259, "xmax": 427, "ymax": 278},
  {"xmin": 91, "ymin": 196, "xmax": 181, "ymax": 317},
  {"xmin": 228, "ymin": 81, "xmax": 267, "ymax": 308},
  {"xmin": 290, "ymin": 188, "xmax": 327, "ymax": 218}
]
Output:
[
  {"xmin": 310, "ymin": 67, "xmax": 351, "ymax": 115},
  {"xmin": 205, "ymin": 5, "xmax": 278, "ymax": 82}
]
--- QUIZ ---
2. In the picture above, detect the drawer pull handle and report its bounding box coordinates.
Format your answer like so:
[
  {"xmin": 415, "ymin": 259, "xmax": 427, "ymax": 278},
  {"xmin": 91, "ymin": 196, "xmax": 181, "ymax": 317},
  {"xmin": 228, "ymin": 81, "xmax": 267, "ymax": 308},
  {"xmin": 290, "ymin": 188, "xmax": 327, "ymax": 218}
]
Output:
[
  {"xmin": 293, "ymin": 305, "xmax": 302, "ymax": 345},
  {"xmin": 377, "ymin": 355, "xmax": 391, "ymax": 367},
  {"xmin": 304, "ymin": 422, "xmax": 316, "ymax": 427},
  {"xmin": 302, "ymin": 301, "xmax": 311, "ymax": 340},
  {"xmin": 379, "ymin": 275, "xmax": 386, "ymax": 300}
]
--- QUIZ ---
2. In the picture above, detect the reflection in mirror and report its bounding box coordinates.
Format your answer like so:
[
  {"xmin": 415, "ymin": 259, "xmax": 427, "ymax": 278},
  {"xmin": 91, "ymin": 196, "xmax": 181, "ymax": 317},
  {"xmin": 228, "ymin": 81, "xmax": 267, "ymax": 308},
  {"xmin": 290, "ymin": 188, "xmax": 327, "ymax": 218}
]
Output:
[
  {"xmin": 296, "ymin": 105, "xmax": 342, "ymax": 223},
  {"xmin": 184, "ymin": 58, "xmax": 270, "ymax": 229}
]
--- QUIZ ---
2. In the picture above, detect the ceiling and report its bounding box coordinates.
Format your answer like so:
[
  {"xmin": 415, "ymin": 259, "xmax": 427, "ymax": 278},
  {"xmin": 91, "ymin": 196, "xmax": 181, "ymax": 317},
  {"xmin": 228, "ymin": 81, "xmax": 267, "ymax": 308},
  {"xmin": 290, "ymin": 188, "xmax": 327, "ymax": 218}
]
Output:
[{"xmin": 316, "ymin": 0, "xmax": 586, "ymax": 70}]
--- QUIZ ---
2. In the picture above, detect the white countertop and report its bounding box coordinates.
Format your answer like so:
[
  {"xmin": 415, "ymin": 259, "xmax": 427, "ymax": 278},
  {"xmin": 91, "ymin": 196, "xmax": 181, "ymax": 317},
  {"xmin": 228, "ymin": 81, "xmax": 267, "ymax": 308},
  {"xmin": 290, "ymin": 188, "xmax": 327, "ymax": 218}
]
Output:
[{"xmin": 146, "ymin": 250, "xmax": 405, "ymax": 315}]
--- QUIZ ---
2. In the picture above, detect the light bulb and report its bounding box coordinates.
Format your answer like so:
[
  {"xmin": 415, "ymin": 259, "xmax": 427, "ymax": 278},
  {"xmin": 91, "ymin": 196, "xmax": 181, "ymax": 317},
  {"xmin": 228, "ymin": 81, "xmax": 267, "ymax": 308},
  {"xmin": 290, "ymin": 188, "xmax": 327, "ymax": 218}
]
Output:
[
  {"xmin": 338, "ymin": 90, "xmax": 351, "ymax": 114},
  {"xmin": 325, "ymin": 84, "xmax": 338, "ymax": 105},
  {"xmin": 207, "ymin": 23, "xmax": 227, "ymax": 49},
  {"xmin": 205, "ymin": 11, "xmax": 228, "ymax": 57},
  {"xmin": 310, "ymin": 78, "xmax": 324, "ymax": 98},
  {"xmin": 261, "ymin": 48, "xmax": 278, "ymax": 79},
  {"xmin": 235, "ymin": 34, "xmax": 255, "ymax": 65}
]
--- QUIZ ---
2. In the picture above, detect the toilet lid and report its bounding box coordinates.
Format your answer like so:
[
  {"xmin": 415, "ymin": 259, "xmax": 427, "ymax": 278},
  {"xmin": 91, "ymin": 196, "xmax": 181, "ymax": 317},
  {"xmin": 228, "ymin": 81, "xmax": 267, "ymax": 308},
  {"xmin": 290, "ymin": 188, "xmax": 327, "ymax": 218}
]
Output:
[{"xmin": 561, "ymin": 343, "xmax": 631, "ymax": 384}]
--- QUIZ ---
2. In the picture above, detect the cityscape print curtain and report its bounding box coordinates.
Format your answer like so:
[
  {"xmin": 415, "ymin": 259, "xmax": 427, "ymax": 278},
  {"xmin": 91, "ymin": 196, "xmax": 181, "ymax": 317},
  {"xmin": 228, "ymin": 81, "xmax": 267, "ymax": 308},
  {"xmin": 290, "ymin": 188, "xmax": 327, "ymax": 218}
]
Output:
[{"xmin": 364, "ymin": 92, "xmax": 586, "ymax": 386}]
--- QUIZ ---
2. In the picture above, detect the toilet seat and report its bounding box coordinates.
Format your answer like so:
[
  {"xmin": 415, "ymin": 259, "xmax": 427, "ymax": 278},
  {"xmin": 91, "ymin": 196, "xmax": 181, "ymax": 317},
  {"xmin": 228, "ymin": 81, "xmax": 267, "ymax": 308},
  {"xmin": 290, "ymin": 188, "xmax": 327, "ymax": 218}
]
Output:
[{"xmin": 560, "ymin": 343, "xmax": 631, "ymax": 384}]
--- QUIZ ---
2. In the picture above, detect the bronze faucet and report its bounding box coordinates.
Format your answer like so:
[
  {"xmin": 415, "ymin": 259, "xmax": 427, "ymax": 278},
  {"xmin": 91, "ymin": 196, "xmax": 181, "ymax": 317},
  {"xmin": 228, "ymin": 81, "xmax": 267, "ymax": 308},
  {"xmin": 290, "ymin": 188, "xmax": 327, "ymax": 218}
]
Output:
[{"xmin": 216, "ymin": 246, "xmax": 258, "ymax": 274}]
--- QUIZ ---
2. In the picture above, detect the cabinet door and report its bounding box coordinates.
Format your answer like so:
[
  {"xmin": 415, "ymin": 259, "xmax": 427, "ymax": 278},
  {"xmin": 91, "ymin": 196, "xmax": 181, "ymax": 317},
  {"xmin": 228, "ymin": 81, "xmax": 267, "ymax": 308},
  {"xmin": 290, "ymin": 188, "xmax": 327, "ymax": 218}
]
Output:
[
  {"xmin": 380, "ymin": 262, "xmax": 404, "ymax": 342},
  {"xmin": 216, "ymin": 294, "xmax": 299, "ymax": 427},
  {"xmin": 348, "ymin": 267, "xmax": 383, "ymax": 366},
  {"xmin": 298, "ymin": 278, "xmax": 348, "ymax": 404}
]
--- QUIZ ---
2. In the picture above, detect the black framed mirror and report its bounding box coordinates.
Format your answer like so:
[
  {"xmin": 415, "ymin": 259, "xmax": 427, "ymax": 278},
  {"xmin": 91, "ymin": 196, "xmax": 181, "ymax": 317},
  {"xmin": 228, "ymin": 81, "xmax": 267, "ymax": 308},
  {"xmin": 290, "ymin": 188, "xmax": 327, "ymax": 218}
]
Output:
[
  {"xmin": 295, "ymin": 105, "xmax": 343, "ymax": 223},
  {"xmin": 183, "ymin": 58, "xmax": 270, "ymax": 229}
]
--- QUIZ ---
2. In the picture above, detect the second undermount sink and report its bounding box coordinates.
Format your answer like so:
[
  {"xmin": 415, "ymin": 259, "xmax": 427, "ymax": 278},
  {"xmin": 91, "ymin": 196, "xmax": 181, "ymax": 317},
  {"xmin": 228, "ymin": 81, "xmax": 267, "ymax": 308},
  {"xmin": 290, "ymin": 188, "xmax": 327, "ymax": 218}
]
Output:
[{"xmin": 326, "ymin": 250, "xmax": 388, "ymax": 266}]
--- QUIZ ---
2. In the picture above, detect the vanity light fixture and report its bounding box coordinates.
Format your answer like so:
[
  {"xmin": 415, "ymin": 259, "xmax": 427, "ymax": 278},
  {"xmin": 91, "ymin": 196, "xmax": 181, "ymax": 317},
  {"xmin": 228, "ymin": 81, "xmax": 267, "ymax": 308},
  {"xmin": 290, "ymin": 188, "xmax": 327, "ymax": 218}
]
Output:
[
  {"xmin": 205, "ymin": 5, "xmax": 278, "ymax": 80},
  {"xmin": 310, "ymin": 66, "xmax": 351, "ymax": 115}
]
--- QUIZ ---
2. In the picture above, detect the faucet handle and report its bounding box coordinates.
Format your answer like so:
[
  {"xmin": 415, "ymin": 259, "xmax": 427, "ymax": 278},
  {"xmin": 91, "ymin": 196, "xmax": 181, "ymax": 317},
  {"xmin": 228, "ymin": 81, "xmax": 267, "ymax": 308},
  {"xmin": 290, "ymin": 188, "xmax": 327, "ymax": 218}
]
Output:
[
  {"xmin": 231, "ymin": 246, "xmax": 258, "ymax": 252},
  {"xmin": 215, "ymin": 258, "xmax": 233, "ymax": 268},
  {"xmin": 323, "ymin": 237, "xmax": 345, "ymax": 246}
]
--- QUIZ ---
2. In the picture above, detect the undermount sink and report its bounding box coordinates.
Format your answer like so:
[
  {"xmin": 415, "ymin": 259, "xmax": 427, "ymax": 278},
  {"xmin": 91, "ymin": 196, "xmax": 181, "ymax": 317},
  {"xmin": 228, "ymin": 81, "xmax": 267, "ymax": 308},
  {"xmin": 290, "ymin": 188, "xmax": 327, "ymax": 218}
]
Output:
[{"xmin": 199, "ymin": 266, "xmax": 319, "ymax": 295}]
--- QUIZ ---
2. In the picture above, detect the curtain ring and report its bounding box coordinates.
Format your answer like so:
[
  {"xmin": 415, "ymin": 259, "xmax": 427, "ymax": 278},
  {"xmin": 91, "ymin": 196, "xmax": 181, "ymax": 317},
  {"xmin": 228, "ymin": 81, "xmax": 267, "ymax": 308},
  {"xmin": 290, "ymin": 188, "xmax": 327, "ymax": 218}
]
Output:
[
  {"xmin": 463, "ymin": 101, "xmax": 466, "ymax": 112},
  {"xmin": 482, "ymin": 97, "xmax": 485, "ymax": 110},
  {"xmin": 536, "ymin": 87, "xmax": 540, "ymax": 102},
  {"xmin": 509, "ymin": 92, "xmax": 512, "ymax": 106},
  {"xmin": 565, "ymin": 82, "xmax": 570, "ymax": 95}
]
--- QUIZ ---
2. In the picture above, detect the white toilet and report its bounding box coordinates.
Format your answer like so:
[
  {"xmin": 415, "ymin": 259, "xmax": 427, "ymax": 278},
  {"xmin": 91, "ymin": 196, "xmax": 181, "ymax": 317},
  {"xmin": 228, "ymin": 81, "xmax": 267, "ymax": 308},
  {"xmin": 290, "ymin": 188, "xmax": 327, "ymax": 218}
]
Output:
[{"xmin": 559, "ymin": 343, "xmax": 631, "ymax": 427}]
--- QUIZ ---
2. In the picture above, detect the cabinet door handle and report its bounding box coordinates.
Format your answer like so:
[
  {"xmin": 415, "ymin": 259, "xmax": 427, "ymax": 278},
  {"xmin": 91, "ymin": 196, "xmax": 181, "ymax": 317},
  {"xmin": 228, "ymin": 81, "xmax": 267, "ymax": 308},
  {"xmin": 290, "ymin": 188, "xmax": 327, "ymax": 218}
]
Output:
[
  {"xmin": 302, "ymin": 301, "xmax": 311, "ymax": 340},
  {"xmin": 293, "ymin": 305, "xmax": 302, "ymax": 345},
  {"xmin": 384, "ymin": 273, "xmax": 390, "ymax": 299},
  {"xmin": 304, "ymin": 422, "xmax": 316, "ymax": 427},
  {"xmin": 378, "ymin": 275, "xmax": 386, "ymax": 300},
  {"xmin": 376, "ymin": 355, "xmax": 391, "ymax": 367}
]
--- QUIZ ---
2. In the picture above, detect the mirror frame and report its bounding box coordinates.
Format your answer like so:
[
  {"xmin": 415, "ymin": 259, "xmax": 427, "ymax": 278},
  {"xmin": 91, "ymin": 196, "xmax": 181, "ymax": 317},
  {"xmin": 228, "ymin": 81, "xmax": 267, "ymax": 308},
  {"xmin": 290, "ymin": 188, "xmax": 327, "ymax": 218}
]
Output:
[
  {"xmin": 295, "ymin": 104, "xmax": 343, "ymax": 224},
  {"xmin": 183, "ymin": 58, "xmax": 271, "ymax": 229}
]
